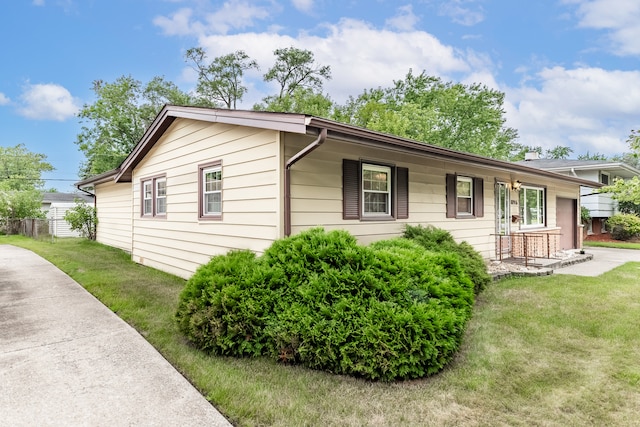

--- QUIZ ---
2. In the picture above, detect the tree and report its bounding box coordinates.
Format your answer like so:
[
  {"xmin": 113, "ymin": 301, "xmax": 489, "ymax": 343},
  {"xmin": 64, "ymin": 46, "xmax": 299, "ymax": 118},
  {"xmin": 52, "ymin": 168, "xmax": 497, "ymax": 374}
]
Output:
[
  {"xmin": 0, "ymin": 189, "xmax": 45, "ymax": 223},
  {"xmin": 599, "ymin": 129, "xmax": 640, "ymax": 213},
  {"xmin": 75, "ymin": 75, "xmax": 193, "ymax": 178},
  {"xmin": 334, "ymin": 70, "xmax": 518, "ymax": 159},
  {"xmin": 259, "ymin": 47, "xmax": 332, "ymax": 109},
  {"xmin": 578, "ymin": 151, "xmax": 608, "ymax": 161},
  {"xmin": 255, "ymin": 87, "xmax": 334, "ymax": 116},
  {"xmin": 545, "ymin": 145, "xmax": 573, "ymax": 159},
  {"xmin": 64, "ymin": 199, "xmax": 97, "ymax": 240},
  {"xmin": 185, "ymin": 48, "xmax": 258, "ymax": 109},
  {"xmin": 0, "ymin": 144, "xmax": 54, "ymax": 191}
]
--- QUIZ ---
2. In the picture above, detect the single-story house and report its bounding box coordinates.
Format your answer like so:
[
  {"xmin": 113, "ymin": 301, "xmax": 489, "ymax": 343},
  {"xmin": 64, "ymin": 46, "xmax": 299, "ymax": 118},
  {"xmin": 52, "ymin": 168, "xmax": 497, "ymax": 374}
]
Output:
[
  {"xmin": 77, "ymin": 105, "xmax": 600, "ymax": 279},
  {"xmin": 41, "ymin": 192, "xmax": 95, "ymax": 238},
  {"xmin": 515, "ymin": 155, "xmax": 640, "ymax": 236}
]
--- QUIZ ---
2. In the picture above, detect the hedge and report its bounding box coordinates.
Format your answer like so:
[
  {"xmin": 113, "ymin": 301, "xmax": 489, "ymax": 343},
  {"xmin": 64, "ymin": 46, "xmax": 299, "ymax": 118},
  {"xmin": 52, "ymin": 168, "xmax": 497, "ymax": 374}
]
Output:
[{"xmin": 176, "ymin": 228, "xmax": 476, "ymax": 381}]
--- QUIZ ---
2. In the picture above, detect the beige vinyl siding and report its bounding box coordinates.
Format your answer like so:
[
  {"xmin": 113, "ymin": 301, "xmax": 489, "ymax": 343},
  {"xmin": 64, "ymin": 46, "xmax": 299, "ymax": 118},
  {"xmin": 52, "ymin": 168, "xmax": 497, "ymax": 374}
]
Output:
[
  {"xmin": 286, "ymin": 134, "xmax": 581, "ymax": 259},
  {"xmin": 130, "ymin": 118, "xmax": 281, "ymax": 279},
  {"xmin": 94, "ymin": 181, "xmax": 133, "ymax": 253}
]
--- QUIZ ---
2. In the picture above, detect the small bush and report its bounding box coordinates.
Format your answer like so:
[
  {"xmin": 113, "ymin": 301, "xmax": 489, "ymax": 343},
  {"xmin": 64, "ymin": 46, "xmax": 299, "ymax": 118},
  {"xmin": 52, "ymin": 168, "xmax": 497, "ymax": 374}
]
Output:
[
  {"xmin": 176, "ymin": 228, "xmax": 475, "ymax": 381},
  {"xmin": 607, "ymin": 214, "xmax": 640, "ymax": 241},
  {"xmin": 403, "ymin": 224, "xmax": 490, "ymax": 294}
]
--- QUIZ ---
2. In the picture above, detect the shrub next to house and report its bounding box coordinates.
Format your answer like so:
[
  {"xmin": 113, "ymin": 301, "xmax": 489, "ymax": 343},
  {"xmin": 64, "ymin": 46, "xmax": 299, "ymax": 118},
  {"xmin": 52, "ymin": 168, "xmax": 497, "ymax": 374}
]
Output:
[{"xmin": 176, "ymin": 228, "xmax": 475, "ymax": 381}]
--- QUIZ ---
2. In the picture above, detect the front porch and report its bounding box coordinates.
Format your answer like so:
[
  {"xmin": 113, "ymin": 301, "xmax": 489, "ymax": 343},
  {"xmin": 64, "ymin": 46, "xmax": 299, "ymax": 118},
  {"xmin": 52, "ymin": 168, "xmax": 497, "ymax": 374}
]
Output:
[{"xmin": 493, "ymin": 231, "xmax": 568, "ymax": 267}]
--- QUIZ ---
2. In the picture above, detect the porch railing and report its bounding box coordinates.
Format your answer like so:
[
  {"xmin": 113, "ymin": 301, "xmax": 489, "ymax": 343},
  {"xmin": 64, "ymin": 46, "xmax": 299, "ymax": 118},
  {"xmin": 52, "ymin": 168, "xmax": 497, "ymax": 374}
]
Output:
[{"xmin": 493, "ymin": 232, "xmax": 563, "ymax": 266}]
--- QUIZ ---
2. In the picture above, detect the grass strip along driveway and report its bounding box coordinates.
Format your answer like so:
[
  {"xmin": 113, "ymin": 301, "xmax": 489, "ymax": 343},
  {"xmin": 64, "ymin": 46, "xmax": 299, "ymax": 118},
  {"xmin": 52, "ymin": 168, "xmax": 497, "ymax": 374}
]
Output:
[{"xmin": 3, "ymin": 236, "xmax": 640, "ymax": 426}]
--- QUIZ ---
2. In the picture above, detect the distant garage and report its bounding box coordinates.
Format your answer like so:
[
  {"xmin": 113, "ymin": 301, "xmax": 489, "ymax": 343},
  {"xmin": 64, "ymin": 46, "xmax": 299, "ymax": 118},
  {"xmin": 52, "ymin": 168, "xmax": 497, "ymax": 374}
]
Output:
[{"xmin": 41, "ymin": 192, "xmax": 94, "ymax": 238}]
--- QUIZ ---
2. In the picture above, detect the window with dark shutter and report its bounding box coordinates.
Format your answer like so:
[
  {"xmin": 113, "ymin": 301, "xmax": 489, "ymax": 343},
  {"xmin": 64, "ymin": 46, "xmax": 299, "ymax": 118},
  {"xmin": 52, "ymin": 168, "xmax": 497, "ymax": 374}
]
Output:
[
  {"xmin": 343, "ymin": 160, "xmax": 409, "ymax": 220},
  {"xmin": 396, "ymin": 167, "xmax": 409, "ymax": 219},
  {"xmin": 446, "ymin": 173, "xmax": 484, "ymax": 218},
  {"xmin": 343, "ymin": 159, "xmax": 360, "ymax": 219}
]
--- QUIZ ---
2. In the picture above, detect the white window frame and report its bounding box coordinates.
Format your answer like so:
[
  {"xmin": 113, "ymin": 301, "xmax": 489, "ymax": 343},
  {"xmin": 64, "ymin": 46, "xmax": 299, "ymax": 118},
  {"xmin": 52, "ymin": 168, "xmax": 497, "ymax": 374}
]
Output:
[
  {"xmin": 520, "ymin": 185, "xmax": 545, "ymax": 227},
  {"xmin": 456, "ymin": 176, "xmax": 473, "ymax": 215},
  {"xmin": 142, "ymin": 180, "xmax": 153, "ymax": 216},
  {"xmin": 155, "ymin": 178, "xmax": 167, "ymax": 215},
  {"xmin": 362, "ymin": 163, "xmax": 391, "ymax": 217},
  {"xmin": 600, "ymin": 171, "xmax": 610, "ymax": 185},
  {"xmin": 199, "ymin": 160, "xmax": 223, "ymax": 220}
]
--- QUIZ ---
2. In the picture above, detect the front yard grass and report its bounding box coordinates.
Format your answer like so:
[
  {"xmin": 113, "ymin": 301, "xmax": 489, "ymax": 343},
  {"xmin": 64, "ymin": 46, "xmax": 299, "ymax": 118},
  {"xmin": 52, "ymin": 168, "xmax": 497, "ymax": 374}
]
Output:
[
  {"xmin": 3, "ymin": 236, "xmax": 640, "ymax": 426},
  {"xmin": 584, "ymin": 240, "xmax": 640, "ymax": 250}
]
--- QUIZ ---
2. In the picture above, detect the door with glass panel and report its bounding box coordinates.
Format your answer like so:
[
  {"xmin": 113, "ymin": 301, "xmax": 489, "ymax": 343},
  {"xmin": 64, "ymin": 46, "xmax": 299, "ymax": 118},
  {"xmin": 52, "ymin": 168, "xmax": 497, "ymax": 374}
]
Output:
[{"xmin": 496, "ymin": 182, "xmax": 510, "ymax": 256}]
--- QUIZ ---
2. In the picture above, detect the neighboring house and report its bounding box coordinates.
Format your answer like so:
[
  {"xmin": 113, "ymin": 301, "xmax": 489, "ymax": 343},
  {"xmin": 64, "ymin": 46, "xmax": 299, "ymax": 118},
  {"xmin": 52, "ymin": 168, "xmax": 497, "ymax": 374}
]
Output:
[
  {"xmin": 41, "ymin": 192, "xmax": 94, "ymax": 238},
  {"xmin": 76, "ymin": 105, "xmax": 599, "ymax": 279},
  {"xmin": 515, "ymin": 155, "xmax": 640, "ymax": 236}
]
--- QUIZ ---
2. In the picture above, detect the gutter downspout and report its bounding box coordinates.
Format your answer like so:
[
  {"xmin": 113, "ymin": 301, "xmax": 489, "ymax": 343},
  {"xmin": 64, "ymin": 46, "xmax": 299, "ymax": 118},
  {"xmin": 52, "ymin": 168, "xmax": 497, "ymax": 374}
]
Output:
[{"xmin": 284, "ymin": 128, "xmax": 328, "ymax": 236}]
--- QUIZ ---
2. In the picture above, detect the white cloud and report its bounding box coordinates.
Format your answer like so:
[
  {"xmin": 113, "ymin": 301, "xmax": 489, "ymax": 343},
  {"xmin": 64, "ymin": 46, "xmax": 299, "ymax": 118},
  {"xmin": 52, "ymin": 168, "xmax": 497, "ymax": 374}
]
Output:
[
  {"xmin": 195, "ymin": 18, "xmax": 473, "ymax": 105},
  {"xmin": 567, "ymin": 0, "xmax": 640, "ymax": 55},
  {"xmin": 154, "ymin": 0, "xmax": 272, "ymax": 36},
  {"xmin": 385, "ymin": 5, "xmax": 420, "ymax": 32},
  {"xmin": 505, "ymin": 66, "xmax": 640, "ymax": 155},
  {"xmin": 291, "ymin": 0, "xmax": 314, "ymax": 14},
  {"xmin": 0, "ymin": 93, "xmax": 9, "ymax": 105},
  {"xmin": 18, "ymin": 83, "xmax": 80, "ymax": 121},
  {"xmin": 32, "ymin": 0, "xmax": 45, "ymax": 5},
  {"xmin": 439, "ymin": 0, "xmax": 484, "ymax": 26}
]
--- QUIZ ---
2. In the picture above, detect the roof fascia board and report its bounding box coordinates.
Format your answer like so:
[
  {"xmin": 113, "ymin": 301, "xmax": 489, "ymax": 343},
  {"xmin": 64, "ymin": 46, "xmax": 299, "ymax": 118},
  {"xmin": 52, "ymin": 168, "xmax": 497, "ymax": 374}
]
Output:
[
  {"xmin": 114, "ymin": 106, "xmax": 309, "ymax": 182},
  {"xmin": 75, "ymin": 169, "xmax": 119, "ymax": 187},
  {"xmin": 307, "ymin": 118, "xmax": 601, "ymax": 188}
]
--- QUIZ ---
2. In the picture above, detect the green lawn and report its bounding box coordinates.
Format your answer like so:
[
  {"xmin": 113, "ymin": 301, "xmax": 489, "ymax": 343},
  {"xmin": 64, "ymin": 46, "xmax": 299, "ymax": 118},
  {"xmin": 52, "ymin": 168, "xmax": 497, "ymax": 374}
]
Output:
[
  {"xmin": 3, "ymin": 236, "xmax": 640, "ymax": 426},
  {"xmin": 584, "ymin": 240, "xmax": 640, "ymax": 250}
]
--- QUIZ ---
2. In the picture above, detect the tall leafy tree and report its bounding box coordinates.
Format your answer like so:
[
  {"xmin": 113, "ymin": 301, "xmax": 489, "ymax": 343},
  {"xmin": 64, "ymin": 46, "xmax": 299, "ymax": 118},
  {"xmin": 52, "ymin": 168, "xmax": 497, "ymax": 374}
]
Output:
[
  {"xmin": 257, "ymin": 47, "xmax": 332, "ymax": 113},
  {"xmin": 545, "ymin": 145, "xmax": 573, "ymax": 159},
  {"xmin": 0, "ymin": 144, "xmax": 53, "ymax": 223},
  {"xmin": 76, "ymin": 75, "xmax": 193, "ymax": 177},
  {"xmin": 334, "ymin": 70, "xmax": 518, "ymax": 159},
  {"xmin": 0, "ymin": 144, "xmax": 53, "ymax": 191},
  {"xmin": 185, "ymin": 48, "xmax": 258, "ymax": 109}
]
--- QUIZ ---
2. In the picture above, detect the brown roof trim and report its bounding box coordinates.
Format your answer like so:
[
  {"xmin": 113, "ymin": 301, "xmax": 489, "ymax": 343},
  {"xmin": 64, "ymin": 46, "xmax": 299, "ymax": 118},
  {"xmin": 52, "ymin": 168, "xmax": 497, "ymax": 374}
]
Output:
[
  {"xmin": 115, "ymin": 105, "xmax": 309, "ymax": 182},
  {"xmin": 306, "ymin": 117, "xmax": 602, "ymax": 188},
  {"xmin": 78, "ymin": 105, "xmax": 602, "ymax": 189},
  {"xmin": 75, "ymin": 168, "xmax": 120, "ymax": 187}
]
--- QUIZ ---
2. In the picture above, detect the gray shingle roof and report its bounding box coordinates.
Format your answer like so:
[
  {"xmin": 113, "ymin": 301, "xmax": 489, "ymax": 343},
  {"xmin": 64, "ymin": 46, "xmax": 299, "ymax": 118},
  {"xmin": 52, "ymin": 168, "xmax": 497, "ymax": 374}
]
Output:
[{"xmin": 41, "ymin": 192, "xmax": 94, "ymax": 204}]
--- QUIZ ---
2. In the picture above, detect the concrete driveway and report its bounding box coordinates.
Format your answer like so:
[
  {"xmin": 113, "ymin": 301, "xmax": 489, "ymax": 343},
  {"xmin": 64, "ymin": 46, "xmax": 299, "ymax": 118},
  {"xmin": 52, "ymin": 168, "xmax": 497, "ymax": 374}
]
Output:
[
  {"xmin": 0, "ymin": 245, "xmax": 232, "ymax": 427},
  {"xmin": 555, "ymin": 246, "xmax": 640, "ymax": 276}
]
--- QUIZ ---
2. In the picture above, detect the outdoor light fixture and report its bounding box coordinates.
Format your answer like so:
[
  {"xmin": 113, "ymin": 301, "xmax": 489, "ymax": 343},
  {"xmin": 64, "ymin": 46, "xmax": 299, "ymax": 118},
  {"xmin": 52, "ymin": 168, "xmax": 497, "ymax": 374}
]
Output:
[{"xmin": 512, "ymin": 180, "xmax": 522, "ymax": 191}]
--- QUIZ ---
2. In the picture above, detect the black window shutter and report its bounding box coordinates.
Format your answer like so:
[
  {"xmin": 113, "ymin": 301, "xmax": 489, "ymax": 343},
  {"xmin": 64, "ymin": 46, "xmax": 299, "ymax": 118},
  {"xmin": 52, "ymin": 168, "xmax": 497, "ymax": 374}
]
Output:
[
  {"xmin": 474, "ymin": 177, "xmax": 484, "ymax": 217},
  {"xmin": 446, "ymin": 173, "xmax": 456, "ymax": 218},
  {"xmin": 343, "ymin": 159, "xmax": 360, "ymax": 219},
  {"xmin": 396, "ymin": 167, "xmax": 409, "ymax": 219}
]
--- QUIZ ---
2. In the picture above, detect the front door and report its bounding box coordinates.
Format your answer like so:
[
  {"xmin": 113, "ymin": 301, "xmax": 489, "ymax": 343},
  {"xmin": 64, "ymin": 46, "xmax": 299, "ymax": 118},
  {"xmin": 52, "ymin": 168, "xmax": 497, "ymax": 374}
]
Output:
[
  {"xmin": 496, "ymin": 182, "xmax": 510, "ymax": 255},
  {"xmin": 556, "ymin": 197, "xmax": 577, "ymax": 250}
]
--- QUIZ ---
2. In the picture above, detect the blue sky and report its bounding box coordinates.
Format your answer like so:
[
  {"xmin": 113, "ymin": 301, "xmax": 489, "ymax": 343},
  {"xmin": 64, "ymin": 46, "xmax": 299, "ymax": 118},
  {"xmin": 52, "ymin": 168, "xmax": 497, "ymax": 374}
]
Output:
[{"xmin": 2, "ymin": 0, "xmax": 640, "ymax": 191}]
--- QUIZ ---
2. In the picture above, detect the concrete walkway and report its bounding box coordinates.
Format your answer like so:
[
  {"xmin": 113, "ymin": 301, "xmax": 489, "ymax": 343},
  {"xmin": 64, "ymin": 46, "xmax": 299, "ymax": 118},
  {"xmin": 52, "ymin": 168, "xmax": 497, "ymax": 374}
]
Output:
[
  {"xmin": 0, "ymin": 245, "xmax": 232, "ymax": 427},
  {"xmin": 555, "ymin": 246, "xmax": 640, "ymax": 276}
]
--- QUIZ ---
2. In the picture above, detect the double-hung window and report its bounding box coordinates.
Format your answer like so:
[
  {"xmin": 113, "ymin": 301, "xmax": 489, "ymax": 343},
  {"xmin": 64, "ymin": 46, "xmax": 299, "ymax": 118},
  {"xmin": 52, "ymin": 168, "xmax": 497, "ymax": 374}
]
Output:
[
  {"xmin": 141, "ymin": 175, "xmax": 167, "ymax": 218},
  {"xmin": 156, "ymin": 178, "xmax": 167, "ymax": 215},
  {"xmin": 456, "ymin": 176, "xmax": 473, "ymax": 215},
  {"xmin": 343, "ymin": 159, "xmax": 409, "ymax": 220},
  {"xmin": 446, "ymin": 174, "xmax": 484, "ymax": 218},
  {"xmin": 362, "ymin": 164, "xmax": 391, "ymax": 216},
  {"xmin": 519, "ymin": 185, "xmax": 545, "ymax": 227},
  {"xmin": 199, "ymin": 160, "xmax": 222, "ymax": 220}
]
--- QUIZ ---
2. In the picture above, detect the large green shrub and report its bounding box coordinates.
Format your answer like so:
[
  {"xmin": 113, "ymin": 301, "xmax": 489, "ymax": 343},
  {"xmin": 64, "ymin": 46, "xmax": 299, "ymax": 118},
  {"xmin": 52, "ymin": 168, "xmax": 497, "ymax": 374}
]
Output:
[
  {"xmin": 607, "ymin": 213, "xmax": 640, "ymax": 241},
  {"xmin": 176, "ymin": 228, "xmax": 475, "ymax": 381},
  {"xmin": 402, "ymin": 224, "xmax": 490, "ymax": 294}
]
